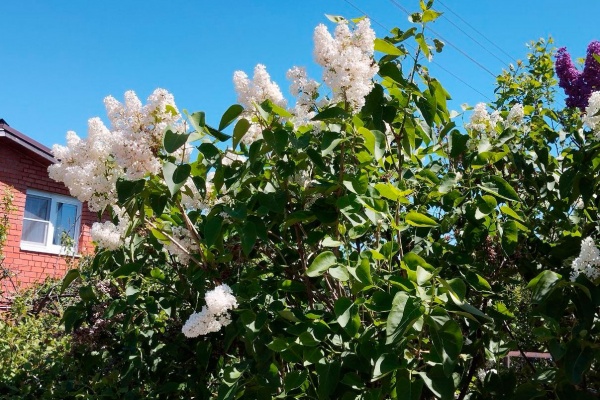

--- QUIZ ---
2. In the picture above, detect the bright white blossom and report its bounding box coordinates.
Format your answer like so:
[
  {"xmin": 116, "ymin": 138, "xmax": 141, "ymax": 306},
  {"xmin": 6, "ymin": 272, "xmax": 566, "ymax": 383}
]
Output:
[
  {"xmin": 582, "ymin": 91, "xmax": 600, "ymax": 135},
  {"xmin": 182, "ymin": 284, "xmax": 238, "ymax": 338},
  {"xmin": 164, "ymin": 226, "xmax": 199, "ymax": 265},
  {"xmin": 313, "ymin": 18, "xmax": 378, "ymax": 112},
  {"xmin": 105, "ymin": 89, "xmax": 183, "ymax": 180},
  {"xmin": 571, "ymin": 237, "xmax": 600, "ymax": 281},
  {"xmin": 286, "ymin": 66, "xmax": 320, "ymax": 128},
  {"xmin": 505, "ymin": 103, "xmax": 525, "ymax": 127},
  {"xmin": 233, "ymin": 64, "xmax": 286, "ymax": 145},
  {"xmin": 90, "ymin": 206, "xmax": 130, "ymax": 250},
  {"xmin": 466, "ymin": 103, "xmax": 504, "ymax": 135},
  {"xmin": 48, "ymin": 118, "xmax": 119, "ymax": 212},
  {"xmin": 50, "ymin": 89, "xmax": 184, "ymax": 211},
  {"xmin": 181, "ymin": 179, "xmax": 210, "ymax": 211}
]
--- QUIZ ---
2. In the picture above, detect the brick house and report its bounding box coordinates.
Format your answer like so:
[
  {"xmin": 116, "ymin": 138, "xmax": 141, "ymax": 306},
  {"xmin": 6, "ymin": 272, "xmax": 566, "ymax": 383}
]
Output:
[{"xmin": 0, "ymin": 119, "xmax": 96, "ymax": 297}]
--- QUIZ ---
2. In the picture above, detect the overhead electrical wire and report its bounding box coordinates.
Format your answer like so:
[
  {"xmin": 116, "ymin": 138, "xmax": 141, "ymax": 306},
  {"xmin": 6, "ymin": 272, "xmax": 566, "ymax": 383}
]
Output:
[
  {"xmin": 436, "ymin": 0, "xmax": 518, "ymax": 65},
  {"xmin": 387, "ymin": 0, "xmax": 497, "ymax": 78},
  {"xmin": 341, "ymin": 0, "xmax": 494, "ymax": 102}
]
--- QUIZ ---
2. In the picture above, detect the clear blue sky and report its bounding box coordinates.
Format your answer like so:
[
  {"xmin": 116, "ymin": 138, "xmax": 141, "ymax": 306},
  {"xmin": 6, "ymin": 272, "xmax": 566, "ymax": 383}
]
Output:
[{"xmin": 1, "ymin": 1, "xmax": 598, "ymax": 148}]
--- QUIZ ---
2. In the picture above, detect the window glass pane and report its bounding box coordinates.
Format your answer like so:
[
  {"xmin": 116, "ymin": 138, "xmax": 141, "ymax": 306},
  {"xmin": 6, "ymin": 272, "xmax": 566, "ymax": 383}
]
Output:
[
  {"xmin": 24, "ymin": 196, "xmax": 50, "ymax": 220},
  {"xmin": 22, "ymin": 219, "xmax": 49, "ymax": 243},
  {"xmin": 52, "ymin": 203, "xmax": 78, "ymax": 245}
]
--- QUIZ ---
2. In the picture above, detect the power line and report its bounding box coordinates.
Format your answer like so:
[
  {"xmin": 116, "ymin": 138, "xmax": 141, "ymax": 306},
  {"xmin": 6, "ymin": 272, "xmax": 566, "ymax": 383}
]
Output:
[
  {"xmin": 436, "ymin": 0, "xmax": 518, "ymax": 64},
  {"xmin": 439, "ymin": 11, "xmax": 513, "ymax": 65},
  {"xmin": 387, "ymin": 0, "xmax": 497, "ymax": 77},
  {"xmin": 341, "ymin": 0, "xmax": 494, "ymax": 102}
]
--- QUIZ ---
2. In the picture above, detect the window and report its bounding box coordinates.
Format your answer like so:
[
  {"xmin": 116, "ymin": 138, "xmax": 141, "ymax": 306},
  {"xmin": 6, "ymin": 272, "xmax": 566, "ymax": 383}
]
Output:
[{"xmin": 20, "ymin": 189, "xmax": 82, "ymax": 255}]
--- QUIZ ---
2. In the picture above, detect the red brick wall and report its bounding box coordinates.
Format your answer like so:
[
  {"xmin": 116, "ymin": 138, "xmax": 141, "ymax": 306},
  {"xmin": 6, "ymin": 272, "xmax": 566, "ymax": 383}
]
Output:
[{"xmin": 0, "ymin": 141, "xmax": 97, "ymax": 294}]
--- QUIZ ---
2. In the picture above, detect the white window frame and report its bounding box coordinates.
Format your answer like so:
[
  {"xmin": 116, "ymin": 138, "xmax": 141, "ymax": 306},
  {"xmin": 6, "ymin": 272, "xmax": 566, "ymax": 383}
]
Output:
[{"xmin": 20, "ymin": 189, "xmax": 82, "ymax": 255}]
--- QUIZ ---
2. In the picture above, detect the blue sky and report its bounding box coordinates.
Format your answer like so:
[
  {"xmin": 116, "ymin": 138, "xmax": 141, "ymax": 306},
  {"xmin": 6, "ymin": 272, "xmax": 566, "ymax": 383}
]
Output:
[{"xmin": 1, "ymin": 1, "xmax": 598, "ymax": 148}]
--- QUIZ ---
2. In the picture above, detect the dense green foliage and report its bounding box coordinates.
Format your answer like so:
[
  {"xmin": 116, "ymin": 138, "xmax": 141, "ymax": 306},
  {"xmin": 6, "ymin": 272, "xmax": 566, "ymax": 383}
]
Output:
[{"xmin": 2, "ymin": 3, "xmax": 600, "ymax": 399}]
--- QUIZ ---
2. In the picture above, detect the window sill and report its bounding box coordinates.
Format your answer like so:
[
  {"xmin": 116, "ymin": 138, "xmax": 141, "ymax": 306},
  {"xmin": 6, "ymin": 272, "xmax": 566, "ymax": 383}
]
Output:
[{"xmin": 20, "ymin": 242, "xmax": 80, "ymax": 257}]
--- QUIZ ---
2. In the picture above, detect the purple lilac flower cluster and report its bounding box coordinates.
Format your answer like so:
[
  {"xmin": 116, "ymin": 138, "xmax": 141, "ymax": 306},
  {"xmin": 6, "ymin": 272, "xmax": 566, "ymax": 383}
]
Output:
[{"xmin": 555, "ymin": 41, "xmax": 600, "ymax": 110}]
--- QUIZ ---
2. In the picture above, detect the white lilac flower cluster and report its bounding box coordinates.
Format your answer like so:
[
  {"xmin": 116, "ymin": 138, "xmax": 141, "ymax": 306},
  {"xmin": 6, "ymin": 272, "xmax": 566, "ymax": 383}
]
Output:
[
  {"xmin": 180, "ymin": 178, "xmax": 211, "ymax": 211},
  {"xmin": 104, "ymin": 89, "xmax": 185, "ymax": 180},
  {"xmin": 49, "ymin": 89, "xmax": 184, "ymax": 212},
  {"xmin": 465, "ymin": 103, "xmax": 524, "ymax": 135},
  {"xmin": 232, "ymin": 19, "xmax": 378, "ymax": 139},
  {"xmin": 182, "ymin": 284, "xmax": 238, "ymax": 338},
  {"xmin": 49, "ymin": 118, "xmax": 119, "ymax": 212},
  {"xmin": 233, "ymin": 64, "xmax": 287, "ymax": 144},
  {"xmin": 164, "ymin": 226, "xmax": 199, "ymax": 265},
  {"xmin": 582, "ymin": 91, "xmax": 600, "ymax": 136},
  {"xmin": 313, "ymin": 18, "xmax": 378, "ymax": 112},
  {"xmin": 570, "ymin": 237, "xmax": 600, "ymax": 282},
  {"xmin": 505, "ymin": 103, "xmax": 525, "ymax": 127},
  {"xmin": 286, "ymin": 66, "xmax": 320, "ymax": 128},
  {"xmin": 90, "ymin": 206, "xmax": 130, "ymax": 250}
]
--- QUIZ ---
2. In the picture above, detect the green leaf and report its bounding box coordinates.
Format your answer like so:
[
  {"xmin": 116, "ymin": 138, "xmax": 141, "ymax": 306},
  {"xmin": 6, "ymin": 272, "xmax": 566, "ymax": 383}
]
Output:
[
  {"xmin": 260, "ymin": 98, "xmax": 292, "ymax": 118},
  {"xmin": 480, "ymin": 176, "xmax": 519, "ymax": 202},
  {"xmin": 422, "ymin": 9, "xmax": 442, "ymax": 23},
  {"xmin": 263, "ymin": 128, "xmax": 288, "ymax": 155},
  {"xmin": 150, "ymin": 267, "xmax": 166, "ymax": 280},
  {"xmin": 325, "ymin": 14, "xmax": 346, "ymax": 23},
  {"xmin": 199, "ymin": 143, "xmax": 221, "ymax": 165},
  {"xmin": 559, "ymin": 168, "xmax": 577, "ymax": 199},
  {"xmin": 205, "ymin": 125, "xmax": 231, "ymax": 142},
  {"xmin": 79, "ymin": 285, "xmax": 96, "ymax": 302},
  {"xmin": 60, "ymin": 269, "xmax": 80, "ymax": 294},
  {"xmin": 375, "ymin": 183, "xmax": 411, "ymax": 201},
  {"xmin": 417, "ymin": 366, "xmax": 454, "ymax": 400},
  {"xmin": 428, "ymin": 318, "xmax": 463, "ymax": 376},
  {"xmin": 358, "ymin": 127, "xmax": 386, "ymax": 161},
  {"xmin": 321, "ymin": 131, "xmax": 343, "ymax": 156},
  {"xmin": 188, "ymin": 111, "xmax": 206, "ymax": 131},
  {"xmin": 316, "ymin": 359, "xmax": 341, "ymax": 399},
  {"xmin": 500, "ymin": 205, "xmax": 524, "ymax": 222},
  {"xmin": 311, "ymin": 106, "xmax": 349, "ymax": 121},
  {"xmin": 112, "ymin": 262, "xmax": 141, "ymax": 278},
  {"xmin": 219, "ymin": 104, "xmax": 244, "ymax": 131},
  {"xmin": 232, "ymin": 118, "xmax": 250, "ymax": 150},
  {"xmin": 405, "ymin": 211, "xmax": 438, "ymax": 227},
  {"xmin": 116, "ymin": 178, "xmax": 145, "ymax": 203},
  {"xmin": 417, "ymin": 91, "xmax": 437, "ymax": 127},
  {"xmin": 373, "ymin": 353, "xmax": 403, "ymax": 381},
  {"xmin": 284, "ymin": 370, "xmax": 308, "ymax": 392},
  {"xmin": 374, "ymin": 38, "xmax": 403, "ymax": 56},
  {"xmin": 465, "ymin": 271, "xmax": 492, "ymax": 292},
  {"xmin": 334, "ymin": 297, "xmax": 360, "ymax": 337},
  {"xmin": 396, "ymin": 369, "xmax": 424, "ymax": 400},
  {"xmin": 564, "ymin": 340, "xmax": 594, "ymax": 384},
  {"xmin": 162, "ymin": 162, "xmax": 189, "ymax": 196},
  {"xmin": 450, "ymin": 131, "xmax": 468, "ymax": 157},
  {"xmin": 501, "ymin": 220, "xmax": 518, "ymax": 255},
  {"xmin": 416, "ymin": 266, "xmax": 433, "ymax": 285},
  {"xmin": 240, "ymin": 222, "xmax": 257, "ymax": 256},
  {"xmin": 329, "ymin": 266, "xmax": 350, "ymax": 281},
  {"xmin": 204, "ymin": 215, "xmax": 223, "ymax": 247},
  {"xmin": 150, "ymin": 227, "xmax": 169, "ymax": 241},
  {"xmin": 527, "ymin": 270, "xmax": 562, "ymax": 304},
  {"xmin": 306, "ymin": 251, "xmax": 337, "ymax": 277},
  {"xmin": 386, "ymin": 291, "xmax": 423, "ymax": 344},
  {"xmin": 415, "ymin": 32, "xmax": 430, "ymax": 60},
  {"xmin": 163, "ymin": 129, "xmax": 190, "ymax": 153}
]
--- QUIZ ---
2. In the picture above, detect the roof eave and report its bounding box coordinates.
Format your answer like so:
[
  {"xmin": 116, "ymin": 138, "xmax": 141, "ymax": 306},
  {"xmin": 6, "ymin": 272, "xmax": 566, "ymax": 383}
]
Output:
[{"xmin": 0, "ymin": 124, "xmax": 56, "ymax": 163}]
